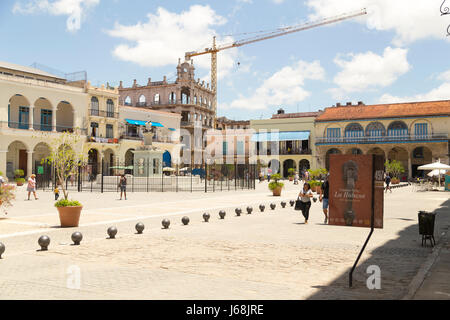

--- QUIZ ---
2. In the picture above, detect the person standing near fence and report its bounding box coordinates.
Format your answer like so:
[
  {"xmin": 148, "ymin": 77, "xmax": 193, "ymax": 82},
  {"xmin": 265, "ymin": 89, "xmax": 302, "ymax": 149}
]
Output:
[
  {"xmin": 119, "ymin": 174, "xmax": 127, "ymax": 200},
  {"xmin": 27, "ymin": 174, "xmax": 38, "ymax": 200}
]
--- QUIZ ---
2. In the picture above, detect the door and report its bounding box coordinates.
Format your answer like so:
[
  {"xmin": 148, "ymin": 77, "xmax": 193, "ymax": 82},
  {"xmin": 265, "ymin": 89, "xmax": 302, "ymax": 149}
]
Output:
[
  {"xmin": 19, "ymin": 106, "xmax": 29, "ymax": 129},
  {"xmin": 40, "ymin": 109, "xmax": 52, "ymax": 131},
  {"xmin": 19, "ymin": 149, "xmax": 27, "ymax": 176}
]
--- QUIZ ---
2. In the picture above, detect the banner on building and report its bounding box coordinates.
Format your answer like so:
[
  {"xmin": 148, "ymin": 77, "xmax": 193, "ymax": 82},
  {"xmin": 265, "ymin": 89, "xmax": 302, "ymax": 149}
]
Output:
[{"xmin": 328, "ymin": 154, "xmax": 384, "ymax": 229}]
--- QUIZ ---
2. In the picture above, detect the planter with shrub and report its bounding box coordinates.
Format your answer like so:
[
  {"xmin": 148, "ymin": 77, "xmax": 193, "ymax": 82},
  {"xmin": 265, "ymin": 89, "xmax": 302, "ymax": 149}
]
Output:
[
  {"xmin": 288, "ymin": 168, "xmax": 295, "ymax": 181},
  {"xmin": 309, "ymin": 179, "xmax": 323, "ymax": 193},
  {"xmin": 14, "ymin": 169, "xmax": 25, "ymax": 186},
  {"xmin": 268, "ymin": 173, "xmax": 284, "ymax": 196}
]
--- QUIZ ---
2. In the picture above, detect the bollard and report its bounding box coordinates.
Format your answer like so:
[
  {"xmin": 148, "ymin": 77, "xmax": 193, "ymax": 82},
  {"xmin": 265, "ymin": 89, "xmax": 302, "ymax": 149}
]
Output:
[
  {"xmin": 281, "ymin": 201, "xmax": 286, "ymax": 208},
  {"xmin": 38, "ymin": 235, "xmax": 50, "ymax": 251},
  {"xmin": 182, "ymin": 216, "xmax": 190, "ymax": 225},
  {"xmin": 313, "ymin": 197, "xmax": 317, "ymax": 203},
  {"xmin": 246, "ymin": 206, "xmax": 253, "ymax": 214},
  {"xmin": 162, "ymin": 219, "xmax": 170, "ymax": 229},
  {"xmin": 203, "ymin": 213, "xmax": 210, "ymax": 222},
  {"xmin": 71, "ymin": 232, "xmax": 83, "ymax": 245},
  {"xmin": 219, "ymin": 210, "xmax": 226, "ymax": 219},
  {"xmin": 107, "ymin": 226, "xmax": 117, "ymax": 239},
  {"xmin": 259, "ymin": 204, "xmax": 265, "ymax": 212},
  {"xmin": 270, "ymin": 203, "xmax": 276, "ymax": 210},
  {"xmin": 235, "ymin": 208, "xmax": 242, "ymax": 216},
  {"xmin": 135, "ymin": 222, "xmax": 145, "ymax": 234},
  {"xmin": 289, "ymin": 200, "xmax": 295, "ymax": 207},
  {"xmin": 0, "ymin": 242, "xmax": 5, "ymax": 259}
]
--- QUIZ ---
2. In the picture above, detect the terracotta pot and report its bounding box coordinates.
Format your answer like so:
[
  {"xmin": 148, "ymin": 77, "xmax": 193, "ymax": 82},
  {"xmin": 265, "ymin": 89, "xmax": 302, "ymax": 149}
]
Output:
[
  {"xmin": 16, "ymin": 182, "xmax": 23, "ymax": 186},
  {"xmin": 289, "ymin": 177, "xmax": 293, "ymax": 181},
  {"xmin": 57, "ymin": 206, "xmax": 83, "ymax": 227},
  {"xmin": 272, "ymin": 186, "xmax": 282, "ymax": 196}
]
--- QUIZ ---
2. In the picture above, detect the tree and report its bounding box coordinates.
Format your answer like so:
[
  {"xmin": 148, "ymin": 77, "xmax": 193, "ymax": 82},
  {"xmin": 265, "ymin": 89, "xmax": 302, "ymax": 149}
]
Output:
[
  {"xmin": 43, "ymin": 132, "xmax": 87, "ymax": 201},
  {"xmin": 384, "ymin": 160, "xmax": 405, "ymax": 179}
]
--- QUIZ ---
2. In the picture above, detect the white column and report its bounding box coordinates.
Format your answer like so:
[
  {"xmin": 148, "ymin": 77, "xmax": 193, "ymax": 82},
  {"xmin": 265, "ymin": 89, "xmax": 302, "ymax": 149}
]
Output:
[
  {"xmin": 28, "ymin": 105, "xmax": 34, "ymax": 130},
  {"xmin": 27, "ymin": 151, "xmax": 34, "ymax": 177},
  {"xmin": 408, "ymin": 156, "xmax": 412, "ymax": 179},
  {"xmin": 0, "ymin": 150, "xmax": 7, "ymax": 178},
  {"xmin": 52, "ymin": 106, "xmax": 57, "ymax": 132}
]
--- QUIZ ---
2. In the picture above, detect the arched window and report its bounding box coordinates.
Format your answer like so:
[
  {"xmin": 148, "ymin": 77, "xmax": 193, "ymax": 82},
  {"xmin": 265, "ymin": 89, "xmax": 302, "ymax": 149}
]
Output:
[
  {"xmin": 209, "ymin": 99, "xmax": 212, "ymax": 109},
  {"xmin": 194, "ymin": 95, "xmax": 197, "ymax": 104},
  {"xmin": 106, "ymin": 99, "xmax": 114, "ymax": 117},
  {"xmin": 90, "ymin": 97, "xmax": 99, "ymax": 116},
  {"xmin": 169, "ymin": 92, "xmax": 176, "ymax": 103},
  {"xmin": 388, "ymin": 121, "xmax": 408, "ymax": 139},
  {"xmin": 365, "ymin": 122, "xmax": 385, "ymax": 139},
  {"xmin": 154, "ymin": 94, "xmax": 160, "ymax": 104},
  {"xmin": 138, "ymin": 95, "xmax": 146, "ymax": 106},
  {"xmin": 181, "ymin": 88, "xmax": 190, "ymax": 104},
  {"xmin": 124, "ymin": 96, "xmax": 132, "ymax": 106},
  {"xmin": 204, "ymin": 98, "xmax": 207, "ymax": 106},
  {"xmin": 344, "ymin": 123, "xmax": 364, "ymax": 139},
  {"xmin": 199, "ymin": 96, "xmax": 202, "ymax": 105}
]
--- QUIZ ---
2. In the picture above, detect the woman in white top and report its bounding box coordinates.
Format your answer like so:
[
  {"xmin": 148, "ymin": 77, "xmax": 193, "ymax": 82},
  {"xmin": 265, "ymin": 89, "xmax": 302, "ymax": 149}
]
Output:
[
  {"xmin": 27, "ymin": 174, "xmax": 38, "ymax": 200},
  {"xmin": 298, "ymin": 182, "xmax": 313, "ymax": 224}
]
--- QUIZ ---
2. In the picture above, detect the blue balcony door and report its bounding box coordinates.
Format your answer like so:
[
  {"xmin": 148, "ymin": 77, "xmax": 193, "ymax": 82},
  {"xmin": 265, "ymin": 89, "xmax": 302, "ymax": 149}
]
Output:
[
  {"xmin": 19, "ymin": 106, "xmax": 29, "ymax": 129},
  {"xmin": 41, "ymin": 109, "xmax": 52, "ymax": 131}
]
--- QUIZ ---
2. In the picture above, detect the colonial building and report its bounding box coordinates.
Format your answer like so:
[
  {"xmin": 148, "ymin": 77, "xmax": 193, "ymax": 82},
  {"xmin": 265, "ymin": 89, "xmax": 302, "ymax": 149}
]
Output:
[
  {"xmin": 250, "ymin": 109, "xmax": 321, "ymax": 177},
  {"xmin": 118, "ymin": 59, "xmax": 215, "ymax": 165},
  {"xmin": 315, "ymin": 100, "xmax": 450, "ymax": 180}
]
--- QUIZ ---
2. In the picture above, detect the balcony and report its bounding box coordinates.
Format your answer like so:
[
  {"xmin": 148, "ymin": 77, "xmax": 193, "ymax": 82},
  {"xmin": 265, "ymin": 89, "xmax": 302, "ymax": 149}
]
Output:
[
  {"xmin": 87, "ymin": 136, "xmax": 119, "ymax": 144},
  {"xmin": 279, "ymin": 148, "xmax": 312, "ymax": 155},
  {"xmin": 1, "ymin": 121, "xmax": 87, "ymax": 135},
  {"xmin": 316, "ymin": 133, "xmax": 449, "ymax": 145},
  {"xmin": 89, "ymin": 109, "xmax": 119, "ymax": 118}
]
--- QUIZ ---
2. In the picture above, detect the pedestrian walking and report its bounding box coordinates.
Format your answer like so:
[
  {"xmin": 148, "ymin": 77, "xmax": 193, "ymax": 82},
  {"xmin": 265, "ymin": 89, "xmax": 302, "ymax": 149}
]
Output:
[
  {"xmin": 119, "ymin": 174, "xmax": 127, "ymax": 200},
  {"xmin": 259, "ymin": 171, "xmax": 263, "ymax": 183},
  {"xmin": 304, "ymin": 170, "xmax": 310, "ymax": 182},
  {"xmin": 27, "ymin": 174, "xmax": 38, "ymax": 200},
  {"xmin": 385, "ymin": 173, "xmax": 392, "ymax": 193},
  {"xmin": 294, "ymin": 172, "xmax": 299, "ymax": 185},
  {"xmin": 54, "ymin": 185, "xmax": 60, "ymax": 201},
  {"xmin": 298, "ymin": 182, "xmax": 313, "ymax": 224},
  {"xmin": 319, "ymin": 173, "xmax": 330, "ymax": 224}
]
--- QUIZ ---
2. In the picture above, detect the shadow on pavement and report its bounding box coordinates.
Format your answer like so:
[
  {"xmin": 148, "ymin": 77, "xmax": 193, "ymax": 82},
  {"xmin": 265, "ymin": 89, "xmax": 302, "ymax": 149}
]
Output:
[{"xmin": 306, "ymin": 199, "xmax": 450, "ymax": 300}]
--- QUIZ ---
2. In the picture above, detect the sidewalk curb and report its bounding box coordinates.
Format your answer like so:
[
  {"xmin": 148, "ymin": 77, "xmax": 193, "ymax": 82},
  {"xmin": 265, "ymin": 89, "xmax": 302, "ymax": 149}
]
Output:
[{"xmin": 402, "ymin": 231, "xmax": 448, "ymax": 300}]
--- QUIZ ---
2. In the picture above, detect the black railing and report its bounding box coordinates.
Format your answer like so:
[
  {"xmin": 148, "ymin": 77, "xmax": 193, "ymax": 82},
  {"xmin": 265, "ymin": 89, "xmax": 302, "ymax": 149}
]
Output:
[
  {"xmin": 89, "ymin": 109, "xmax": 119, "ymax": 118},
  {"xmin": 316, "ymin": 134, "xmax": 449, "ymax": 144},
  {"xmin": 1, "ymin": 121, "xmax": 85, "ymax": 134}
]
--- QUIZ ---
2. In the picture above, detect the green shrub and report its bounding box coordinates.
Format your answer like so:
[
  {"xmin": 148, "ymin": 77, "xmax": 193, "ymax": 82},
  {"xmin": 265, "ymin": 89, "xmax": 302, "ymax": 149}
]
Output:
[
  {"xmin": 14, "ymin": 169, "xmax": 24, "ymax": 178},
  {"xmin": 268, "ymin": 173, "xmax": 284, "ymax": 191},
  {"xmin": 15, "ymin": 177, "xmax": 26, "ymax": 184},
  {"xmin": 54, "ymin": 199, "xmax": 82, "ymax": 207},
  {"xmin": 309, "ymin": 179, "xmax": 323, "ymax": 189},
  {"xmin": 288, "ymin": 168, "xmax": 295, "ymax": 177}
]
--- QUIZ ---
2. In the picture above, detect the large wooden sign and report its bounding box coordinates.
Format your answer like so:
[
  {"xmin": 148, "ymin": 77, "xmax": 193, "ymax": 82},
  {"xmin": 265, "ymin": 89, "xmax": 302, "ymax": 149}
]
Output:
[{"xmin": 328, "ymin": 154, "xmax": 384, "ymax": 229}]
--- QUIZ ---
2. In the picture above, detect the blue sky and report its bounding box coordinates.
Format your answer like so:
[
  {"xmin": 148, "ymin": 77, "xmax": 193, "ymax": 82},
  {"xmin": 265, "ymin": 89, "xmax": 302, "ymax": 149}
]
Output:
[{"xmin": 1, "ymin": 0, "xmax": 449, "ymax": 120}]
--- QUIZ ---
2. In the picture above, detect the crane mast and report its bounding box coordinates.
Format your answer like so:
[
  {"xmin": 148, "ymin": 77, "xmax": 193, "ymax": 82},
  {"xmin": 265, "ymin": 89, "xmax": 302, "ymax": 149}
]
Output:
[{"xmin": 185, "ymin": 8, "xmax": 367, "ymax": 124}]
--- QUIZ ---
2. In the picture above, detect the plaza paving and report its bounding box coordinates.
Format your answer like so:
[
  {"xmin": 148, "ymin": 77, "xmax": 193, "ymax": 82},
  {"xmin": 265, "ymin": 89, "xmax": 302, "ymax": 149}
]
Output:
[{"xmin": 0, "ymin": 182, "xmax": 449, "ymax": 299}]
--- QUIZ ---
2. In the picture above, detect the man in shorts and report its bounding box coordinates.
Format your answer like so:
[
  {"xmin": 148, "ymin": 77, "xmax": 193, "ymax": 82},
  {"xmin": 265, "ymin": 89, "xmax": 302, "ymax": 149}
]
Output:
[{"xmin": 319, "ymin": 173, "xmax": 330, "ymax": 224}]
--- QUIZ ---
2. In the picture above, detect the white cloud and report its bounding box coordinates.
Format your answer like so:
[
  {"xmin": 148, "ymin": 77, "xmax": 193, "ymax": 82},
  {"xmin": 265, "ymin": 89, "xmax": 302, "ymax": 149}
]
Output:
[
  {"xmin": 107, "ymin": 5, "xmax": 240, "ymax": 80},
  {"xmin": 379, "ymin": 79, "xmax": 450, "ymax": 104},
  {"xmin": 330, "ymin": 47, "xmax": 410, "ymax": 98},
  {"xmin": 222, "ymin": 60, "xmax": 324, "ymax": 110},
  {"xmin": 437, "ymin": 70, "xmax": 450, "ymax": 82},
  {"xmin": 306, "ymin": 0, "xmax": 449, "ymax": 45},
  {"xmin": 272, "ymin": 0, "xmax": 285, "ymax": 4},
  {"xmin": 13, "ymin": 0, "xmax": 99, "ymax": 32}
]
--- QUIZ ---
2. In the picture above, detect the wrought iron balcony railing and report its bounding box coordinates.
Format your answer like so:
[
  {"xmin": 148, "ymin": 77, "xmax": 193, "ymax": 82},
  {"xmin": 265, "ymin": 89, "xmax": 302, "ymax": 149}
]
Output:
[
  {"xmin": 315, "ymin": 133, "xmax": 449, "ymax": 144},
  {"xmin": 89, "ymin": 109, "xmax": 119, "ymax": 118}
]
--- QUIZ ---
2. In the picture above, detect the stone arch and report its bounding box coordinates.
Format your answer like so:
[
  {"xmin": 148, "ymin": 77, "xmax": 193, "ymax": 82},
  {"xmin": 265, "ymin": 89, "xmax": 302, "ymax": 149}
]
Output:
[
  {"xmin": 56, "ymin": 101, "xmax": 74, "ymax": 132},
  {"xmin": 8, "ymin": 94, "xmax": 31, "ymax": 129},
  {"xmin": 325, "ymin": 148, "xmax": 342, "ymax": 170},
  {"xmin": 365, "ymin": 121, "xmax": 386, "ymax": 137},
  {"xmin": 409, "ymin": 118, "xmax": 433, "ymax": 136},
  {"xmin": 387, "ymin": 120, "xmax": 408, "ymax": 137},
  {"xmin": 124, "ymin": 96, "xmax": 132, "ymax": 106},
  {"xmin": 344, "ymin": 122, "xmax": 364, "ymax": 138},
  {"xmin": 387, "ymin": 146, "xmax": 409, "ymax": 179},
  {"xmin": 283, "ymin": 159, "xmax": 296, "ymax": 178},
  {"xmin": 346, "ymin": 148, "xmax": 363, "ymax": 155},
  {"xmin": 34, "ymin": 97, "xmax": 53, "ymax": 131},
  {"xmin": 367, "ymin": 147, "xmax": 386, "ymax": 163},
  {"xmin": 299, "ymin": 159, "xmax": 310, "ymax": 171},
  {"xmin": 411, "ymin": 146, "xmax": 433, "ymax": 178},
  {"xmin": 6, "ymin": 140, "xmax": 30, "ymax": 178},
  {"xmin": 154, "ymin": 93, "xmax": 160, "ymax": 104},
  {"xmin": 181, "ymin": 87, "xmax": 190, "ymax": 104}
]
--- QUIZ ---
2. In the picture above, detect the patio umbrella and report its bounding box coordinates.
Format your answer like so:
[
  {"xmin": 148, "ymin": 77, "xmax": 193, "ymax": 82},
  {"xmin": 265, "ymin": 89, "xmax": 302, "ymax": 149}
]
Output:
[
  {"xmin": 418, "ymin": 160, "xmax": 450, "ymax": 187},
  {"xmin": 163, "ymin": 167, "xmax": 175, "ymax": 172},
  {"xmin": 427, "ymin": 169, "xmax": 448, "ymax": 177}
]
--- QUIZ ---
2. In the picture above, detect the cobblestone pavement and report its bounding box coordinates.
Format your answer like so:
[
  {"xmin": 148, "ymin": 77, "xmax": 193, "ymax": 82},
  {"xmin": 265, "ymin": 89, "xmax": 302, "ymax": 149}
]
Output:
[{"xmin": 0, "ymin": 182, "xmax": 449, "ymax": 299}]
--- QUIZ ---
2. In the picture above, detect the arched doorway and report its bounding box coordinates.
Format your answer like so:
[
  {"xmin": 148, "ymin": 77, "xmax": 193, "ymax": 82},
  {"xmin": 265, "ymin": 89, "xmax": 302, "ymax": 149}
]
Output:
[
  {"xmin": 56, "ymin": 101, "xmax": 74, "ymax": 132},
  {"xmin": 388, "ymin": 147, "xmax": 409, "ymax": 180},
  {"xmin": 346, "ymin": 148, "xmax": 363, "ymax": 155},
  {"xmin": 325, "ymin": 148, "xmax": 342, "ymax": 171},
  {"xmin": 411, "ymin": 146, "xmax": 433, "ymax": 178},
  {"xmin": 88, "ymin": 148, "xmax": 99, "ymax": 180},
  {"xmin": 283, "ymin": 159, "xmax": 296, "ymax": 178},
  {"xmin": 33, "ymin": 142, "xmax": 51, "ymax": 187},
  {"xmin": 299, "ymin": 159, "xmax": 310, "ymax": 172},
  {"xmin": 268, "ymin": 159, "xmax": 280, "ymax": 175},
  {"xmin": 367, "ymin": 147, "xmax": 386, "ymax": 163},
  {"xmin": 6, "ymin": 141, "xmax": 29, "ymax": 179},
  {"xmin": 124, "ymin": 149, "xmax": 135, "ymax": 175},
  {"xmin": 103, "ymin": 149, "xmax": 115, "ymax": 175},
  {"xmin": 163, "ymin": 150, "xmax": 172, "ymax": 168}
]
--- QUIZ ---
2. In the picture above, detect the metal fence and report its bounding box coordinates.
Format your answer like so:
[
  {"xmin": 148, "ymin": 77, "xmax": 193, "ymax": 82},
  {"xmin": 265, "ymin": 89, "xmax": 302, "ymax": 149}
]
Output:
[{"xmin": 35, "ymin": 160, "xmax": 256, "ymax": 193}]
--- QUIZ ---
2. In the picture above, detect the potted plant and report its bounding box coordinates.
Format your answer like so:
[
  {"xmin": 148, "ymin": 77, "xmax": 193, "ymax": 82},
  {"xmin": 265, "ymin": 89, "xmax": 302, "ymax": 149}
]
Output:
[
  {"xmin": 268, "ymin": 173, "xmax": 284, "ymax": 196},
  {"xmin": 309, "ymin": 179, "xmax": 323, "ymax": 193},
  {"xmin": 43, "ymin": 132, "xmax": 87, "ymax": 227},
  {"xmin": 14, "ymin": 169, "xmax": 25, "ymax": 186},
  {"xmin": 288, "ymin": 168, "xmax": 295, "ymax": 181},
  {"xmin": 384, "ymin": 160, "xmax": 405, "ymax": 185}
]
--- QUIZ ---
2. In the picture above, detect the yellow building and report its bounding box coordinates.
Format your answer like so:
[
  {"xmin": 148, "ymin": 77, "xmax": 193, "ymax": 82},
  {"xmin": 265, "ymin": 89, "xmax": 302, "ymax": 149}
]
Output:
[
  {"xmin": 315, "ymin": 100, "xmax": 450, "ymax": 180},
  {"xmin": 250, "ymin": 109, "xmax": 321, "ymax": 177}
]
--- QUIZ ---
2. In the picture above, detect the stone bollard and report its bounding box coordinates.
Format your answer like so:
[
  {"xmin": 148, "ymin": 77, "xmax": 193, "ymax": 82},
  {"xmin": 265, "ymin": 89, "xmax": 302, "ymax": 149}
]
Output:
[
  {"xmin": 270, "ymin": 203, "xmax": 276, "ymax": 210},
  {"xmin": 38, "ymin": 235, "xmax": 50, "ymax": 251},
  {"xmin": 182, "ymin": 216, "xmax": 190, "ymax": 225},
  {"xmin": 259, "ymin": 204, "xmax": 265, "ymax": 212},
  {"xmin": 0, "ymin": 242, "xmax": 5, "ymax": 259},
  {"xmin": 235, "ymin": 208, "xmax": 242, "ymax": 216},
  {"xmin": 246, "ymin": 207, "xmax": 253, "ymax": 214},
  {"xmin": 281, "ymin": 201, "xmax": 286, "ymax": 208},
  {"xmin": 162, "ymin": 219, "xmax": 170, "ymax": 229},
  {"xmin": 203, "ymin": 213, "xmax": 210, "ymax": 222},
  {"xmin": 219, "ymin": 210, "xmax": 226, "ymax": 219},
  {"xmin": 107, "ymin": 226, "xmax": 117, "ymax": 239},
  {"xmin": 135, "ymin": 222, "xmax": 145, "ymax": 234},
  {"xmin": 289, "ymin": 200, "xmax": 295, "ymax": 207},
  {"xmin": 71, "ymin": 232, "xmax": 83, "ymax": 245}
]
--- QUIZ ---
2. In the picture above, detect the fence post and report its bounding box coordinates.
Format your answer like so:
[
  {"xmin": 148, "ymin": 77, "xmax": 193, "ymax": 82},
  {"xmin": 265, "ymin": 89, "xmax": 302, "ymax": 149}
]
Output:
[
  {"xmin": 101, "ymin": 159, "xmax": 104, "ymax": 193},
  {"xmin": 176, "ymin": 164, "xmax": 178, "ymax": 192},
  {"xmin": 205, "ymin": 163, "xmax": 207, "ymax": 193},
  {"xmin": 78, "ymin": 163, "xmax": 81, "ymax": 192}
]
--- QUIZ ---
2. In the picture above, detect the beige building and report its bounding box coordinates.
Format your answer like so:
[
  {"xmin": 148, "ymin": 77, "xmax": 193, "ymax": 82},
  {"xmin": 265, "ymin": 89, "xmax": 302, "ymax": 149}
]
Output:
[
  {"xmin": 250, "ymin": 109, "xmax": 321, "ymax": 177},
  {"xmin": 315, "ymin": 100, "xmax": 450, "ymax": 180}
]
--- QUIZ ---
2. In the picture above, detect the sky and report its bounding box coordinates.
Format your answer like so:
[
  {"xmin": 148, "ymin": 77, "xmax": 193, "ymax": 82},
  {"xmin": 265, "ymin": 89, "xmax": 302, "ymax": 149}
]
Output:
[{"xmin": 1, "ymin": 0, "xmax": 450, "ymax": 120}]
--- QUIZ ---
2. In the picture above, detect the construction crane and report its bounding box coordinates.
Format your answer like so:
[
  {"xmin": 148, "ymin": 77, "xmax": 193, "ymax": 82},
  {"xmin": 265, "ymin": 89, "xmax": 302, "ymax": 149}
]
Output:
[{"xmin": 184, "ymin": 8, "xmax": 367, "ymax": 122}]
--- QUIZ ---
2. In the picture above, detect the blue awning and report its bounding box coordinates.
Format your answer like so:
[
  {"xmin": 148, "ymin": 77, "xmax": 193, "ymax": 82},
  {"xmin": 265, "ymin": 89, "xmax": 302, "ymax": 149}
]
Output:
[
  {"xmin": 151, "ymin": 121, "xmax": 164, "ymax": 127},
  {"xmin": 168, "ymin": 128, "xmax": 176, "ymax": 131},
  {"xmin": 251, "ymin": 131, "xmax": 310, "ymax": 142},
  {"xmin": 125, "ymin": 119, "xmax": 147, "ymax": 126}
]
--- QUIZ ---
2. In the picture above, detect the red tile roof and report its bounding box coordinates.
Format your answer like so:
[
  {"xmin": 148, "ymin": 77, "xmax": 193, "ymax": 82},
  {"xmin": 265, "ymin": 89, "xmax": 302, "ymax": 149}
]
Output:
[{"xmin": 316, "ymin": 100, "xmax": 450, "ymax": 122}]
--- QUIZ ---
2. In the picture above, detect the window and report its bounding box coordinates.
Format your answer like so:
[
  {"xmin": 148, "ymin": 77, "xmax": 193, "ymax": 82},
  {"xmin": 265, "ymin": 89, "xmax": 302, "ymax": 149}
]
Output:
[
  {"xmin": 40, "ymin": 109, "xmax": 52, "ymax": 131},
  {"xmin": 413, "ymin": 147, "xmax": 424, "ymax": 159},
  {"xmin": 326, "ymin": 128, "xmax": 341, "ymax": 140},
  {"xmin": 237, "ymin": 141, "xmax": 244, "ymax": 155},
  {"xmin": 223, "ymin": 141, "xmax": 228, "ymax": 156},
  {"xmin": 91, "ymin": 122, "xmax": 98, "ymax": 137},
  {"xmin": 415, "ymin": 123, "xmax": 428, "ymax": 137},
  {"xmin": 345, "ymin": 123, "xmax": 364, "ymax": 139},
  {"xmin": 91, "ymin": 97, "xmax": 99, "ymax": 116},
  {"xmin": 138, "ymin": 95, "xmax": 146, "ymax": 106},
  {"xmin": 388, "ymin": 121, "xmax": 408, "ymax": 139},
  {"xmin": 124, "ymin": 96, "xmax": 132, "ymax": 106},
  {"xmin": 154, "ymin": 94, "xmax": 160, "ymax": 104},
  {"xmin": 194, "ymin": 95, "xmax": 197, "ymax": 104},
  {"xmin": 106, "ymin": 124, "xmax": 113, "ymax": 139},
  {"xmin": 106, "ymin": 99, "xmax": 114, "ymax": 117},
  {"xmin": 169, "ymin": 92, "xmax": 176, "ymax": 103},
  {"xmin": 153, "ymin": 158, "xmax": 159, "ymax": 174},
  {"xmin": 19, "ymin": 106, "xmax": 29, "ymax": 129},
  {"xmin": 199, "ymin": 96, "xmax": 202, "ymax": 105}
]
